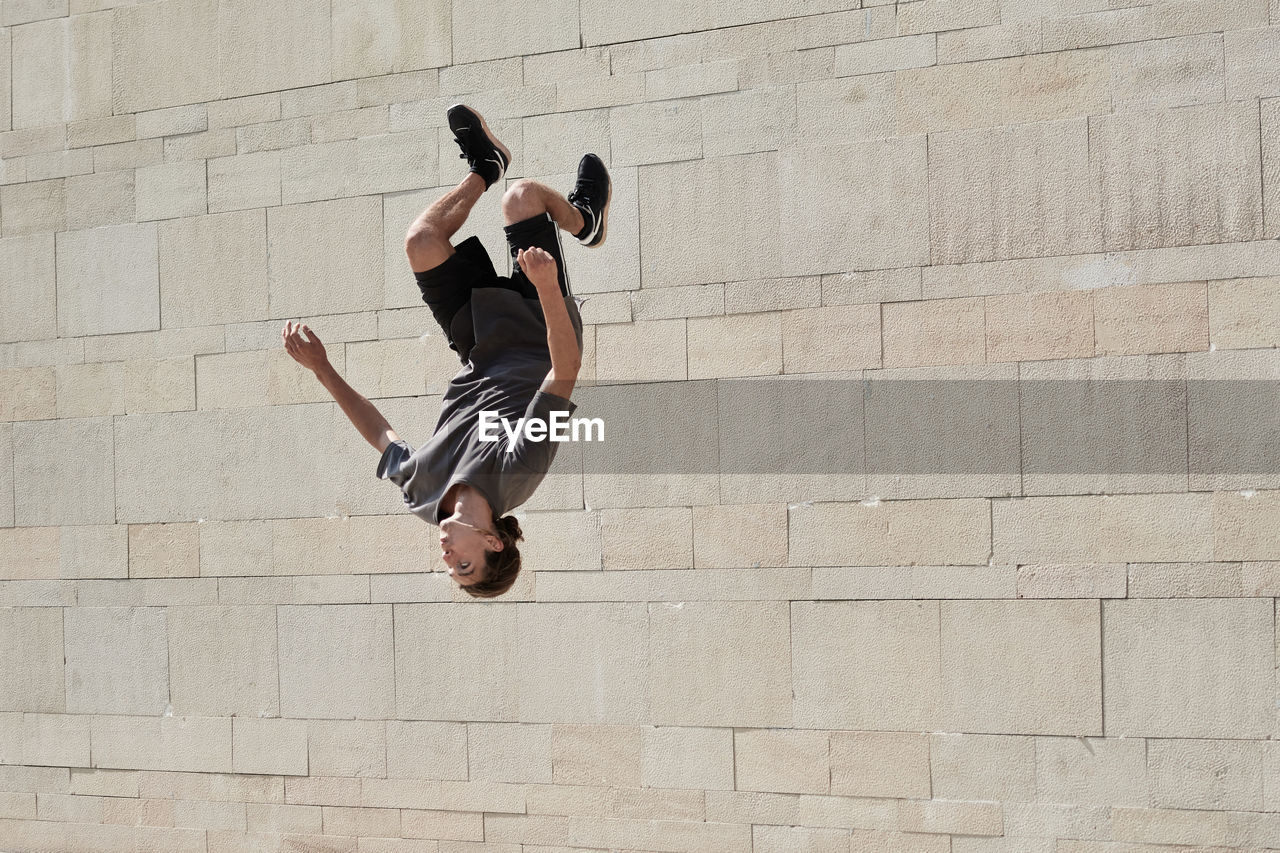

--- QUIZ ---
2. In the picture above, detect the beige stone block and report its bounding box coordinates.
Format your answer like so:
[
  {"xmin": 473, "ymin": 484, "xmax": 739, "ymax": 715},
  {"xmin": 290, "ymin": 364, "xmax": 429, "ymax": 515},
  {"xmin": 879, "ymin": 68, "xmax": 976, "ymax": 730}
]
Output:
[
  {"xmin": 610, "ymin": 100, "xmax": 702, "ymax": 167},
  {"xmin": 92, "ymin": 138, "xmax": 163, "ymax": 173},
  {"xmin": 22, "ymin": 147, "xmax": 95, "ymax": 183},
  {"xmin": 930, "ymin": 118, "xmax": 1100, "ymax": 265},
  {"xmin": 269, "ymin": 515, "xmax": 430, "ymax": 578},
  {"xmin": 1226, "ymin": 25, "xmax": 1280, "ymax": 99},
  {"xmin": 0, "ymin": 233, "xmax": 56, "ymax": 343},
  {"xmin": 279, "ymin": 81, "xmax": 357, "ymax": 120},
  {"xmin": 1266, "ymin": 98, "xmax": 1280, "ymax": 239},
  {"xmin": 897, "ymin": 50, "xmax": 1111, "ymax": 135},
  {"xmin": 1210, "ymin": 276, "xmax": 1280, "ymax": 348},
  {"xmin": 594, "ymin": 319, "xmax": 686, "ymax": 381},
  {"xmin": 883, "ymin": 297, "xmax": 985, "ymax": 368},
  {"xmin": 640, "ymin": 153, "xmax": 782, "ymax": 288},
  {"xmin": 754, "ymin": 825, "xmax": 850, "ymax": 853},
  {"xmin": 941, "ymin": 600, "xmax": 1101, "ymax": 735},
  {"xmin": 0, "ymin": 367, "xmax": 55, "ymax": 420},
  {"xmin": 936, "ymin": 19, "xmax": 1041, "ymax": 63},
  {"xmin": 280, "ymin": 130, "xmax": 436, "ymax": 205},
  {"xmin": 13, "ymin": 713, "xmax": 90, "ymax": 767},
  {"xmin": 836, "ymin": 33, "xmax": 936, "ymax": 76},
  {"xmin": 1034, "ymin": 735, "xmax": 1146, "ymax": 807},
  {"xmin": 12, "ymin": 13, "xmax": 111, "ymax": 128},
  {"xmin": 0, "ymin": 426, "xmax": 11, "ymax": 527},
  {"xmin": 468, "ymin": 723, "xmax": 552, "ymax": 784},
  {"xmin": 3, "ymin": 1, "xmax": 68, "ymax": 26},
  {"xmin": 793, "ymin": 74, "xmax": 896, "ymax": 150},
  {"xmin": 344, "ymin": 337, "xmax": 453, "ymax": 399},
  {"xmin": 686, "ymin": 312, "xmax": 781, "ymax": 379},
  {"xmin": 645, "ymin": 59, "xmax": 739, "ymax": 102},
  {"xmin": 734, "ymin": 729, "xmax": 829, "ymax": 795},
  {"xmin": 1104, "ymin": 598, "xmax": 1274, "ymax": 737},
  {"xmin": 167, "ymin": 604, "xmax": 278, "ymax": 717},
  {"xmin": 309, "ymin": 107, "xmax": 390, "ymax": 145},
  {"xmin": 598, "ymin": 507, "xmax": 691, "ymax": 570},
  {"xmin": 13, "ymin": 417, "xmax": 114, "ymax": 525},
  {"xmin": 516, "ymin": 603, "xmax": 649, "ymax": 724},
  {"xmin": 278, "ymin": 604, "xmax": 393, "ymax": 719},
  {"xmin": 781, "ymin": 303, "xmax": 881, "ymax": 373},
  {"xmin": 66, "ymin": 115, "xmax": 133, "ymax": 150},
  {"xmin": 332, "ymin": 0, "xmax": 448, "ymax": 79},
  {"xmin": 1016, "ymin": 563, "xmax": 1127, "ymax": 599},
  {"xmin": 236, "ymin": 117, "xmax": 310, "ymax": 154},
  {"xmin": 1111, "ymin": 32, "xmax": 1224, "ymax": 111},
  {"xmin": 55, "ymin": 223, "xmax": 159, "ymax": 337},
  {"xmin": 268, "ymin": 197, "xmax": 383, "ymax": 318},
  {"xmin": 1095, "ymin": 101, "xmax": 1262, "ymax": 251},
  {"xmin": 537, "ymin": 566, "xmax": 812, "ymax": 603},
  {"xmin": 993, "ymin": 493, "xmax": 1214, "ymax": 564},
  {"xmin": 581, "ymin": 0, "xmax": 846, "ymax": 46},
  {"xmin": 0, "ymin": 527, "xmax": 58, "ymax": 580},
  {"xmin": 63, "ymin": 169, "xmax": 133, "ymax": 230},
  {"xmin": 90, "ymin": 715, "xmax": 231, "ymax": 773},
  {"xmin": 648, "ymin": 601, "xmax": 791, "ymax": 726},
  {"xmin": 135, "ymin": 161, "xmax": 206, "ymax": 222},
  {"xmin": 386, "ymin": 720, "xmax": 468, "ymax": 781},
  {"xmin": 550, "ymin": 725, "xmax": 641, "ymax": 787},
  {"xmin": 781, "ymin": 138, "xmax": 929, "ymax": 275},
  {"xmin": 691, "ymin": 503, "xmax": 786, "ymax": 568},
  {"xmin": 217, "ymin": 0, "xmax": 330, "ymax": 98},
  {"xmin": 830, "ymin": 731, "xmax": 929, "ymax": 798},
  {"xmin": 898, "ymin": 799, "xmax": 1003, "ymax": 837},
  {"xmin": 789, "ymin": 499, "xmax": 991, "ymax": 567},
  {"xmin": 1, "ymin": 178, "xmax": 66, "ymax": 235},
  {"xmin": 724, "ymin": 275, "xmax": 820, "ymax": 315},
  {"xmin": 129, "ymin": 522, "xmax": 198, "ymax": 578},
  {"xmin": 196, "ymin": 349, "xmax": 335, "ymax": 410},
  {"xmin": 702, "ymin": 85, "xmax": 796, "ymax": 158},
  {"xmin": 1148, "ymin": 738, "xmax": 1263, "ymax": 811},
  {"xmin": 232, "ymin": 718, "xmax": 307, "ymax": 777},
  {"xmin": 56, "ymin": 357, "xmax": 194, "ymax": 418},
  {"xmin": 64, "ymin": 606, "xmax": 168, "ymax": 715},
  {"xmin": 59, "ymin": 525, "xmax": 126, "ymax": 578},
  {"xmin": 1093, "ymin": 281, "xmax": 1208, "ymax": 356},
  {"xmin": 0, "ymin": 606, "xmax": 64, "ymax": 712},
  {"xmin": 453, "ymin": 0, "xmax": 575, "ymax": 63},
  {"xmin": 641, "ymin": 725, "xmax": 734, "ymax": 790},
  {"xmin": 578, "ymin": 290, "xmax": 632, "ymax": 325},
  {"xmin": 630, "ymin": 283, "xmax": 722, "ymax": 321},
  {"xmin": 309, "ymin": 719, "xmax": 386, "ymax": 777},
  {"xmin": 163, "ymin": 128, "xmax": 236, "ymax": 162},
  {"xmin": 931, "ymin": 732, "xmax": 1035, "ymax": 802},
  {"xmin": 198, "ymin": 520, "xmax": 271, "ymax": 578},
  {"xmin": 792, "ymin": 600, "xmax": 942, "ymax": 730},
  {"xmin": 985, "ymin": 290, "xmax": 1093, "ymax": 362},
  {"xmin": 1215, "ymin": 490, "xmax": 1280, "ymax": 561},
  {"xmin": 395, "ymin": 602, "xmax": 519, "ymax": 721},
  {"xmin": 135, "ymin": 104, "xmax": 207, "ymax": 139},
  {"xmin": 207, "ymin": 151, "xmax": 281, "ymax": 213},
  {"xmin": 112, "ymin": 0, "xmax": 218, "ymax": 111}
]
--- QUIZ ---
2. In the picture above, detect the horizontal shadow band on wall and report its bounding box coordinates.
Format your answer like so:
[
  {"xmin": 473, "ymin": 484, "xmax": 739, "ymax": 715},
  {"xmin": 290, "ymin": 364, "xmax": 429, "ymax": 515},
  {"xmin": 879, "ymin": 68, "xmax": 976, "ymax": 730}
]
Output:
[{"xmin": 555, "ymin": 379, "xmax": 1280, "ymax": 475}]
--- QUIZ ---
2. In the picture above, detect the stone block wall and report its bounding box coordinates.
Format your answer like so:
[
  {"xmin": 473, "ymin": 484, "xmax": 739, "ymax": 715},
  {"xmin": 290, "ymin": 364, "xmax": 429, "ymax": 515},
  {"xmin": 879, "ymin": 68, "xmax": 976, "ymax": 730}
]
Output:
[{"xmin": 2, "ymin": 0, "xmax": 1280, "ymax": 850}]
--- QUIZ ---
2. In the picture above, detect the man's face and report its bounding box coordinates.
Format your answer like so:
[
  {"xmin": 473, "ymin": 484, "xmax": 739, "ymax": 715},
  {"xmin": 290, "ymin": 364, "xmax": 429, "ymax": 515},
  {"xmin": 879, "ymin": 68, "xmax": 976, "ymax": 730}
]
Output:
[{"xmin": 438, "ymin": 518, "xmax": 496, "ymax": 587}]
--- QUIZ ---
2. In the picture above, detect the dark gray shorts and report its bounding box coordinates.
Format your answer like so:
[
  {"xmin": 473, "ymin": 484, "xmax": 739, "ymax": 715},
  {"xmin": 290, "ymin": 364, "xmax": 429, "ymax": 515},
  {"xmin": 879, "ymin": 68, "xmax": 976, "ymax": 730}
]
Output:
[{"xmin": 414, "ymin": 212, "xmax": 571, "ymax": 362}]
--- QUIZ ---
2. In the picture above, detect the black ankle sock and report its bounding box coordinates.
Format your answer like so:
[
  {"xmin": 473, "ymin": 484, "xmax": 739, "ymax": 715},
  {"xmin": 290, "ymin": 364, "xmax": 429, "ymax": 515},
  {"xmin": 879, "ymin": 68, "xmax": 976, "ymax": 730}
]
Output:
[{"xmin": 572, "ymin": 204, "xmax": 593, "ymax": 240}]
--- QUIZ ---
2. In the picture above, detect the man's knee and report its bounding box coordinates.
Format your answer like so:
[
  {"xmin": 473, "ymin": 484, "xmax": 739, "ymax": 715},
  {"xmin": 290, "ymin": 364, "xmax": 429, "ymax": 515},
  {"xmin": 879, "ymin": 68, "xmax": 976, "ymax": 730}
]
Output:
[
  {"xmin": 404, "ymin": 224, "xmax": 452, "ymax": 271},
  {"xmin": 502, "ymin": 180, "xmax": 545, "ymax": 220}
]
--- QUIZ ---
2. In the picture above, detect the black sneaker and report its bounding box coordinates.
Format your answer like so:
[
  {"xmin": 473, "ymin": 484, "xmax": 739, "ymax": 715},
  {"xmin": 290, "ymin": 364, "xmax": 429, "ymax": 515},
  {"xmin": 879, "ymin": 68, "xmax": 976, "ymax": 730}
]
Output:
[
  {"xmin": 567, "ymin": 153, "xmax": 611, "ymax": 248},
  {"xmin": 446, "ymin": 103, "xmax": 511, "ymax": 190}
]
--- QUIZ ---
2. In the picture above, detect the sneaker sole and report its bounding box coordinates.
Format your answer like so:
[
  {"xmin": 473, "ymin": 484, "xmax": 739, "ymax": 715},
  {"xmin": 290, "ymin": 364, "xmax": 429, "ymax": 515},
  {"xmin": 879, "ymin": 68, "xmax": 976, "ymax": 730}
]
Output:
[{"xmin": 448, "ymin": 104, "xmax": 512, "ymax": 183}]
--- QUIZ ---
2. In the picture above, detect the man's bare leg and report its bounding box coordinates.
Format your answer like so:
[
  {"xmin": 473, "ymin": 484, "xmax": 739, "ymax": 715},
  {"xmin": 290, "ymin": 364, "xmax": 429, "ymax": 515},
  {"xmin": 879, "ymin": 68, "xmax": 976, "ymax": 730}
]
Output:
[
  {"xmin": 501, "ymin": 179, "xmax": 585, "ymax": 233},
  {"xmin": 404, "ymin": 172, "xmax": 487, "ymax": 273}
]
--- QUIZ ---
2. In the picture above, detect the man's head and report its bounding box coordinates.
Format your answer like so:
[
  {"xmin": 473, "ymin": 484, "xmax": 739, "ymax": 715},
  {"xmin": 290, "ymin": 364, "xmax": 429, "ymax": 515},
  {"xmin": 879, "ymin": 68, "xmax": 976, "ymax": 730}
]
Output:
[{"xmin": 439, "ymin": 514, "xmax": 523, "ymax": 598}]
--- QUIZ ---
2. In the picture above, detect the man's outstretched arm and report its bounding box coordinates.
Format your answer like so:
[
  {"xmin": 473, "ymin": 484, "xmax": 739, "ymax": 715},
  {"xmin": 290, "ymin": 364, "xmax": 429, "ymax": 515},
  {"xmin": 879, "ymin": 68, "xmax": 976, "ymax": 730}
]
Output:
[
  {"xmin": 517, "ymin": 247, "xmax": 581, "ymax": 400},
  {"xmin": 281, "ymin": 321, "xmax": 400, "ymax": 453}
]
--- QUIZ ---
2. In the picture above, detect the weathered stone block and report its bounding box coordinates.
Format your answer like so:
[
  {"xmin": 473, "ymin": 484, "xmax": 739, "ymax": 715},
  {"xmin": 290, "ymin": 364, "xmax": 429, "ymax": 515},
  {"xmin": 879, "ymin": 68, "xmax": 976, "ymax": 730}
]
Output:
[
  {"xmin": 687, "ymin": 312, "xmax": 781, "ymax": 378},
  {"xmin": 986, "ymin": 290, "xmax": 1093, "ymax": 362},
  {"xmin": 395, "ymin": 603, "xmax": 519, "ymax": 721},
  {"xmin": 167, "ymin": 604, "xmax": 277, "ymax": 716},
  {"xmin": 1225, "ymin": 25, "xmax": 1280, "ymax": 99},
  {"xmin": 610, "ymin": 100, "xmax": 702, "ymax": 167},
  {"xmin": 0, "ymin": 367, "xmax": 55, "ymax": 421},
  {"xmin": 1148, "ymin": 738, "xmax": 1264, "ymax": 811},
  {"xmin": 89, "ymin": 715, "xmax": 231, "ymax": 773},
  {"xmin": 781, "ymin": 304, "xmax": 881, "ymax": 373},
  {"xmin": 13, "ymin": 417, "xmax": 114, "ymax": 525},
  {"xmin": 218, "ymin": 0, "xmax": 331, "ymax": 98},
  {"xmin": 792, "ymin": 600, "xmax": 942, "ymax": 730},
  {"xmin": 1209, "ymin": 276, "xmax": 1280, "ymax": 349},
  {"xmin": 931, "ymin": 732, "xmax": 1036, "ymax": 802},
  {"xmin": 1111, "ymin": 32, "xmax": 1224, "ymax": 111},
  {"xmin": 207, "ymin": 151, "xmax": 281, "ymax": 213},
  {"xmin": 386, "ymin": 720, "xmax": 468, "ymax": 780},
  {"xmin": 735, "ymin": 729, "xmax": 829, "ymax": 794},
  {"xmin": 691, "ymin": 503, "xmax": 786, "ymax": 568},
  {"xmin": 232, "ymin": 717, "xmax": 307, "ymax": 776},
  {"xmin": 1, "ymin": 178, "xmax": 66, "ymax": 235},
  {"xmin": 112, "ymin": 0, "xmax": 219, "ymax": 113},
  {"xmin": 11, "ymin": 13, "xmax": 111, "ymax": 128},
  {"xmin": 941, "ymin": 600, "xmax": 1101, "ymax": 735},
  {"xmin": 1103, "ymin": 598, "xmax": 1274, "ymax": 737},
  {"xmin": 1093, "ymin": 281, "xmax": 1209, "ymax": 356},
  {"xmin": 56, "ymin": 223, "xmax": 159, "ymax": 337},
  {"xmin": 0, "ymin": 234, "xmax": 56, "ymax": 343},
  {"xmin": 789, "ymin": 499, "xmax": 991, "ymax": 566},
  {"xmin": 63, "ymin": 169, "xmax": 133, "ymax": 230},
  {"xmin": 1093, "ymin": 101, "xmax": 1262, "ymax": 251},
  {"xmin": 0, "ymin": 606, "xmax": 64, "ymax": 712},
  {"xmin": 641, "ymin": 725, "xmax": 733, "ymax": 791},
  {"xmin": 454, "ymin": 0, "xmax": 576, "ymax": 63},
  {"xmin": 135, "ymin": 161, "xmax": 206, "ymax": 222},
  {"xmin": 1035, "ymin": 735, "xmax": 1147, "ymax": 807},
  {"xmin": 268, "ymin": 197, "xmax": 384, "ymax": 318},
  {"xmin": 594, "ymin": 319, "xmax": 686, "ymax": 381},
  {"xmin": 648, "ymin": 601, "xmax": 791, "ymax": 726},
  {"xmin": 277, "ymin": 604, "xmax": 394, "ymax": 719},
  {"xmin": 550, "ymin": 724, "xmax": 641, "ymax": 787},
  {"xmin": 308, "ymin": 719, "xmax": 385, "ymax": 777},
  {"xmin": 157, "ymin": 210, "xmax": 268, "ymax": 328},
  {"xmin": 64, "ymin": 606, "xmax": 168, "ymax": 715},
  {"xmin": 883, "ymin": 297, "xmax": 985, "ymax": 368}
]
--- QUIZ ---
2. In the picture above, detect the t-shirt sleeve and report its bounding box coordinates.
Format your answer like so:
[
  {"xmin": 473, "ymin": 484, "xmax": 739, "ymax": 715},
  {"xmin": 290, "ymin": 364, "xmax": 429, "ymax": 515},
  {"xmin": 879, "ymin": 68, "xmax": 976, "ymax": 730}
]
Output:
[
  {"xmin": 505, "ymin": 388, "xmax": 577, "ymax": 473},
  {"xmin": 376, "ymin": 439, "xmax": 416, "ymax": 488}
]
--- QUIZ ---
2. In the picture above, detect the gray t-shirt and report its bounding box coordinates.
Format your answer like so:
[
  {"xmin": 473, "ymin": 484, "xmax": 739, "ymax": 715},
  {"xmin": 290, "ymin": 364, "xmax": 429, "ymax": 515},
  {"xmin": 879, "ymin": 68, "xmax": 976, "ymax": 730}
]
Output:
[{"xmin": 376, "ymin": 286, "xmax": 584, "ymax": 525}]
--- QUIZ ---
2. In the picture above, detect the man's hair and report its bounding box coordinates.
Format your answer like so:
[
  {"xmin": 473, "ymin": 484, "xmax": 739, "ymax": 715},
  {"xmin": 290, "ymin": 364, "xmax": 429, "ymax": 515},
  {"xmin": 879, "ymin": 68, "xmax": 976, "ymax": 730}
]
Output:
[{"xmin": 461, "ymin": 514, "xmax": 523, "ymax": 598}]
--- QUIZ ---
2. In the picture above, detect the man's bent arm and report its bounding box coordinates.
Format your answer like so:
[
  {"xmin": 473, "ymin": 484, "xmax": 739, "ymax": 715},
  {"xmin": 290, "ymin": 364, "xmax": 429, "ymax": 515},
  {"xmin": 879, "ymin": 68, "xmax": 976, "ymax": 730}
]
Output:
[
  {"xmin": 536, "ymin": 288, "xmax": 581, "ymax": 400},
  {"xmin": 314, "ymin": 363, "xmax": 400, "ymax": 453}
]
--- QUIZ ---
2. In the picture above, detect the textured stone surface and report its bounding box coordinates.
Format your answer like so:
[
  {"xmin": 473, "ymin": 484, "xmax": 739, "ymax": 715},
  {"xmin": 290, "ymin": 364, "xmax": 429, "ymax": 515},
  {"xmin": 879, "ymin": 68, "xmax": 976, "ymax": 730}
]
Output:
[
  {"xmin": 168, "ymin": 605, "xmax": 278, "ymax": 716},
  {"xmin": 0, "ymin": 606, "xmax": 64, "ymax": 712},
  {"xmin": 157, "ymin": 210, "xmax": 268, "ymax": 328},
  {"xmin": 0, "ymin": 234, "xmax": 56, "ymax": 343},
  {"xmin": 111, "ymin": 0, "xmax": 220, "ymax": 113},
  {"xmin": 277, "ymin": 604, "xmax": 395, "ymax": 719},
  {"xmin": 13, "ymin": 417, "xmax": 114, "ymax": 525},
  {"xmin": 63, "ymin": 607, "xmax": 168, "ymax": 715},
  {"xmin": 55, "ymin": 224, "xmax": 160, "ymax": 337},
  {"xmin": 1103, "ymin": 598, "xmax": 1274, "ymax": 738},
  {"xmin": 12, "ymin": 13, "xmax": 111, "ymax": 129},
  {"xmin": 268, "ymin": 197, "xmax": 384, "ymax": 318}
]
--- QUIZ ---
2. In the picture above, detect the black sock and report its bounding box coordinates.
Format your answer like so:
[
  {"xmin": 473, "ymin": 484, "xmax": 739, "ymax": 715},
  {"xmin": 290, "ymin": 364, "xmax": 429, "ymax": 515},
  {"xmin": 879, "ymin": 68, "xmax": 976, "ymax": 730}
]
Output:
[{"xmin": 572, "ymin": 204, "xmax": 593, "ymax": 240}]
